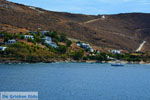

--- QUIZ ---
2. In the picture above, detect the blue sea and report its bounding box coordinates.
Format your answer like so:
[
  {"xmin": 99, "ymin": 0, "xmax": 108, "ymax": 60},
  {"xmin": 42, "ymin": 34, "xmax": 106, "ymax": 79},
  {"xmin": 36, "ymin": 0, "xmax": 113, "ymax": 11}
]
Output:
[{"xmin": 0, "ymin": 63, "xmax": 150, "ymax": 100}]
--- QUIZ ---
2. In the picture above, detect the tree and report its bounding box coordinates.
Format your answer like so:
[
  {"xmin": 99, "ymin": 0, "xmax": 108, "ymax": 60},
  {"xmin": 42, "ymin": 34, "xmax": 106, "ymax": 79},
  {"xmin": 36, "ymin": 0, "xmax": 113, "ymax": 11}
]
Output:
[
  {"xmin": 45, "ymin": 31, "xmax": 58, "ymax": 38},
  {"xmin": 59, "ymin": 34, "xmax": 67, "ymax": 42},
  {"xmin": 71, "ymin": 50, "xmax": 84, "ymax": 60},
  {"xmin": 57, "ymin": 45, "xmax": 67, "ymax": 54},
  {"xmin": 96, "ymin": 54, "xmax": 107, "ymax": 61},
  {"xmin": 66, "ymin": 40, "xmax": 72, "ymax": 47}
]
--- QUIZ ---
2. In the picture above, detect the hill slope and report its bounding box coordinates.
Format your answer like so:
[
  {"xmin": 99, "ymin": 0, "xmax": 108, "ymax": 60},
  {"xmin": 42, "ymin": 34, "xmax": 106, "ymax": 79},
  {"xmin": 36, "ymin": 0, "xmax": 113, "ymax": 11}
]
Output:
[{"xmin": 0, "ymin": 0, "xmax": 150, "ymax": 51}]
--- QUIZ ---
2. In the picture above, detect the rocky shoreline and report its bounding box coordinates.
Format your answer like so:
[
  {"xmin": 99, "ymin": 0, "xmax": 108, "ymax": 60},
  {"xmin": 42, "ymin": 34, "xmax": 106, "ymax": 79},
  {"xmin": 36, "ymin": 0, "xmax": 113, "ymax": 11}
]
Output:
[{"xmin": 0, "ymin": 59, "xmax": 149, "ymax": 64}]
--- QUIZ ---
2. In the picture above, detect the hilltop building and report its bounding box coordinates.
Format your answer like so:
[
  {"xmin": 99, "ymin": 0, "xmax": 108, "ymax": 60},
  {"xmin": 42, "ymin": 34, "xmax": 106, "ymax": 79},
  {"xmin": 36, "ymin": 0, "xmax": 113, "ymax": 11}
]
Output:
[{"xmin": 101, "ymin": 15, "xmax": 105, "ymax": 19}]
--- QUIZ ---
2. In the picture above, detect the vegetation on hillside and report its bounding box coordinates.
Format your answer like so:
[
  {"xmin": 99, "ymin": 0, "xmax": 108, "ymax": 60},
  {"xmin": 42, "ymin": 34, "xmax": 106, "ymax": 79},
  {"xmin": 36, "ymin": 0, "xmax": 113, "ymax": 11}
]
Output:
[
  {"xmin": 0, "ymin": 31, "xmax": 149, "ymax": 63},
  {"xmin": 1, "ymin": 0, "xmax": 150, "ymax": 51}
]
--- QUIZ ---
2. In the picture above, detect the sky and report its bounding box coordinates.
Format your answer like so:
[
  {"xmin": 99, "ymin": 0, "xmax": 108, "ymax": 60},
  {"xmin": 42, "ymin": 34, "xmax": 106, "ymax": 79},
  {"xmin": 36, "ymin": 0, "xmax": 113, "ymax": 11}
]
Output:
[{"xmin": 9, "ymin": 0, "xmax": 150, "ymax": 15}]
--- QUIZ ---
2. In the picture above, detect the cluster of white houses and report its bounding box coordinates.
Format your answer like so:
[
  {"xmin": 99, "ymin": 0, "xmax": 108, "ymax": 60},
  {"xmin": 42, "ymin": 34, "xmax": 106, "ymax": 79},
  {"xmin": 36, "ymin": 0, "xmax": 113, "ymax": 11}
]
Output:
[
  {"xmin": 0, "ymin": 31, "xmax": 122, "ymax": 54},
  {"xmin": 24, "ymin": 32, "xmax": 58, "ymax": 48},
  {"xmin": 4, "ymin": 35, "xmax": 34, "ymax": 45},
  {"xmin": 76, "ymin": 42, "xmax": 122, "ymax": 54},
  {"xmin": 0, "ymin": 39, "xmax": 17, "ymax": 51},
  {"xmin": 77, "ymin": 42, "xmax": 122, "ymax": 54},
  {"xmin": 0, "ymin": 33, "xmax": 58, "ymax": 51},
  {"xmin": 0, "ymin": 39, "xmax": 16, "ymax": 51}
]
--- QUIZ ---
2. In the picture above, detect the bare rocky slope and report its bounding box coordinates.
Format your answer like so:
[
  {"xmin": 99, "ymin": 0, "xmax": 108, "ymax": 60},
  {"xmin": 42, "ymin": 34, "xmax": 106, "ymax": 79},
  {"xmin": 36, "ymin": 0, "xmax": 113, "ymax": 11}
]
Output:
[{"xmin": 0, "ymin": 0, "xmax": 150, "ymax": 52}]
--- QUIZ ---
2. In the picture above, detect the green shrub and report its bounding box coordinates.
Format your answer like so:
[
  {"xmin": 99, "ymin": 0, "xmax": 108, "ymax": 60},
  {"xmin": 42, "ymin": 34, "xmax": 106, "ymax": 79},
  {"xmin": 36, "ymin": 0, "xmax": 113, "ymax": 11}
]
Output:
[
  {"xmin": 66, "ymin": 40, "xmax": 72, "ymax": 47},
  {"xmin": 71, "ymin": 50, "xmax": 84, "ymax": 60},
  {"xmin": 57, "ymin": 45, "xmax": 67, "ymax": 54},
  {"xmin": 59, "ymin": 34, "xmax": 67, "ymax": 42}
]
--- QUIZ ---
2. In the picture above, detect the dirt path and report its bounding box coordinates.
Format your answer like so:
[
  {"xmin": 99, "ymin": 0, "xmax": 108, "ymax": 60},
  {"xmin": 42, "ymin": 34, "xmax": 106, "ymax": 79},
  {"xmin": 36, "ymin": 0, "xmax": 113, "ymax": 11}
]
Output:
[
  {"xmin": 136, "ymin": 41, "xmax": 146, "ymax": 52},
  {"xmin": 83, "ymin": 18, "xmax": 100, "ymax": 24}
]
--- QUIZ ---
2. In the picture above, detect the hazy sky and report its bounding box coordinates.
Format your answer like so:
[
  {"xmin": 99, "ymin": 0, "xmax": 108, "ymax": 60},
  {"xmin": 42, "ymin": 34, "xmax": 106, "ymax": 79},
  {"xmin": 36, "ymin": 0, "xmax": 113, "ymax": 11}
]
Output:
[{"xmin": 9, "ymin": 0, "xmax": 150, "ymax": 15}]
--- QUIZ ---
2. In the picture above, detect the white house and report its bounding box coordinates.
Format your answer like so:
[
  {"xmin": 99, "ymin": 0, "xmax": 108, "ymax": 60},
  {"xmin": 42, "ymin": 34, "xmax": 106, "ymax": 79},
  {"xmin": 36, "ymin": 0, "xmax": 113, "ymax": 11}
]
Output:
[
  {"xmin": 24, "ymin": 35, "xmax": 34, "ymax": 39},
  {"xmin": 43, "ymin": 36, "xmax": 58, "ymax": 48},
  {"xmin": 0, "ymin": 46, "xmax": 7, "ymax": 51},
  {"xmin": 6, "ymin": 39, "xmax": 16, "ymax": 44},
  {"xmin": 77, "ymin": 42, "xmax": 94, "ymax": 53},
  {"xmin": 49, "ymin": 42, "xmax": 58, "ymax": 48},
  {"xmin": 110, "ymin": 50, "xmax": 121, "ymax": 54},
  {"xmin": 44, "ymin": 36, "xmax": 52, "ymax": 43},
  {"xmin": 76, "ymin": 42, "xmax": 82, "ymax": 47},
  {"xmin": 42, "ymin": 36, "xmax": 52, "ymax": 44},
  {"xmin": 81, "ymin": 43, "xmax": 90, "ymax": 48},
  {"xmin": 40, "ymin": 31, "xmax": 49, "ymax": 35},
  {"xmin": 107, "ymin": 55, "xmax": 115, "ymax": 60},
  {"xmin": 101, "ymin": 15, "xmax": 105, "ymax": 19},
  {"xmin": 89, "ymin": 48, "xmax": 94, "ymax": 53}
]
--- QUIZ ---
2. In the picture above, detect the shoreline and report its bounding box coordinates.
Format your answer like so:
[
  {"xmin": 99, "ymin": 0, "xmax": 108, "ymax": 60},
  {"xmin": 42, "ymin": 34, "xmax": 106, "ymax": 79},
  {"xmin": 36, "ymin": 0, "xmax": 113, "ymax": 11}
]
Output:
[{"xmin": 0, "ymin": 60, "xmax": 149, "ymax": 65}]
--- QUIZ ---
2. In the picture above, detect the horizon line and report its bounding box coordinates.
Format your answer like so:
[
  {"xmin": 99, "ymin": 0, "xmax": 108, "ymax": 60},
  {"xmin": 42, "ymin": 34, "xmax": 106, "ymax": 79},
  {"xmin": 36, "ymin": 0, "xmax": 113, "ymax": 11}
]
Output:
[{"xmin": 7, "ymin": 0, "xmax": 150, "ymax": 15}]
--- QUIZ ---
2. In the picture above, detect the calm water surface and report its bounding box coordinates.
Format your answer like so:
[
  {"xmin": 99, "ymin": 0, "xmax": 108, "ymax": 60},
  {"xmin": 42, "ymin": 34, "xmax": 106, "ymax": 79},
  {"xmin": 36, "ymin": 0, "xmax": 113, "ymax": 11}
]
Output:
[{"xmin": 0, "ymin": 63, "xmax": 150, "ymax": 100}]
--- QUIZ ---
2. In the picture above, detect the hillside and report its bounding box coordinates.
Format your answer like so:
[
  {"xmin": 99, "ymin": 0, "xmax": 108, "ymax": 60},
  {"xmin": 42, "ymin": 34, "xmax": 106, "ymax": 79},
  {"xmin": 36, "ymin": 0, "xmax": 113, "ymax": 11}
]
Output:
[{"xmin": 0, "ymin": 0, "xmax": 150, "ymax": 52}]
